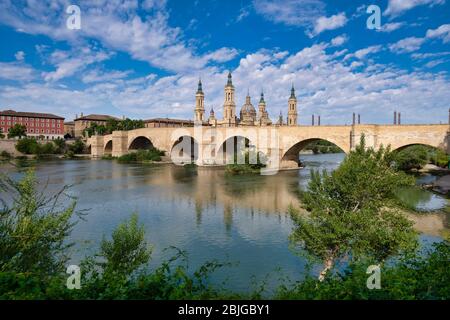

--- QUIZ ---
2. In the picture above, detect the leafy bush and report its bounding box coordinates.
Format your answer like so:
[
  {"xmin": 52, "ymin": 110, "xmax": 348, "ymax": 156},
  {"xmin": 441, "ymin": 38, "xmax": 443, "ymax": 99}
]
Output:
[
  {"xmin": 394, "ymin": 145, "xmax": 429, "ymax": 171},
  {"xmin": 117, "ymin": 148, "xmax": 164, "ymax": 163},
  {"xmin": 68, "ymin": 139, "xmax": 86, "ymax": 154},
  {"xmin": 0, "ymin": 150, "xmax": 11, "ymax": 159},
  {"xmin": 0, "ymin": 170, "xmax": 77, "ymax": 275},
  {"xmin": 225, "ymin": 150, "xmax": 266, "ymax": 175},
  {"xmin": 15, "ymin": 138, "xmax": 39, "ymax": 154}
]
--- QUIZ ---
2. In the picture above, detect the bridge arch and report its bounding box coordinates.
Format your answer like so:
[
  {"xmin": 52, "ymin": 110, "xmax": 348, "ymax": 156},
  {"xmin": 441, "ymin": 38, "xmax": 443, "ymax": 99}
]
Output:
[
  {"xmin": 216, "ymin": 135, "xmax": 257, "ymax": 165},
  {"xmin": 128, "ymin": 136, "xmax": 154, "ymax": 151},
  {"xmin": 281, "ymin": 138, "xmax": 346, "ymax": 169},
  {"xmin": 104, "ymin": 140, "xmax": 112, "ymax": 155},
  {"xmin": 170, "ymin": 135, "xmax": 199, "ymax": 164},
  {"xmin": 391, "ymin": 142, "xmax": 446, "ymax": 153}
]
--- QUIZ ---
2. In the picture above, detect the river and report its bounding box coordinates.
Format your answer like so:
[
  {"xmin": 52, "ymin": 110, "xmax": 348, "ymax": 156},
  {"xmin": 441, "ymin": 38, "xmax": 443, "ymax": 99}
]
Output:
[{"xmin": 0, "ymin": 153, "xmax": 448, "ymax": 292}]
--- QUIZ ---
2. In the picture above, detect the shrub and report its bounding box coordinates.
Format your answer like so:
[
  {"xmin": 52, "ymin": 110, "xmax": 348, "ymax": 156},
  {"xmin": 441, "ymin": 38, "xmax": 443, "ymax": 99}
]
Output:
[
  {"xmin": 15, "ymin": 138, "xmax": 39, "ymax": 154},
  {"xmin": 117, "ymin": 148, "xmax": 164, "ymax": 163},
  {"xmin": 394, "ymin": 145, "xmax": 429, "ymax": 171},
  {"xmin": 0, "ymin": 150, "xmax": 12, "ymax": 159},
  {"xmin": 68, "ymin": 139, "xmax": 86, "ymax": 154},
  {"xmin": 0, "ymin": 170, "xmax": 77, "ymax": 275}
]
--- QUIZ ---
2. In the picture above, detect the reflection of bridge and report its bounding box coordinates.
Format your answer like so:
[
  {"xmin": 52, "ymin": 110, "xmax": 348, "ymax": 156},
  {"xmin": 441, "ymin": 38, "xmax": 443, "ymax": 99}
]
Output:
[{"xmin": 88, "ymin": 124, "xmax": 449, "ymax": 170}]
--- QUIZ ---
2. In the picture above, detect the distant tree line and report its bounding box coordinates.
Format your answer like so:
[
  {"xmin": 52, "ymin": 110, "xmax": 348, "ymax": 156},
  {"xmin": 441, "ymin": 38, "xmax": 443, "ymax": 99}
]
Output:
[{"xmin": 83, "ymin": 118, "xmax": 145, "ymax": 137}]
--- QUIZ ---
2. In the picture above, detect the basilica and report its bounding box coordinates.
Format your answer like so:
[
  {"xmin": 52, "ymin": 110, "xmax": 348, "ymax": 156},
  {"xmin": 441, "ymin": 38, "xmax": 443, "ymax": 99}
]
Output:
[{"xmin": 194, "ymin": 72, "xmax": 298, "ymax": 127}]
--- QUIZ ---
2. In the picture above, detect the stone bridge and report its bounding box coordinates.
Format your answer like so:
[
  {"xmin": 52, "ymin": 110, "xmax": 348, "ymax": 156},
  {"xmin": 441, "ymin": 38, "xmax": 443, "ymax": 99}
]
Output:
[{"xmin": 88, "ymin": 124, "xmax": 449, "ymax": 170}]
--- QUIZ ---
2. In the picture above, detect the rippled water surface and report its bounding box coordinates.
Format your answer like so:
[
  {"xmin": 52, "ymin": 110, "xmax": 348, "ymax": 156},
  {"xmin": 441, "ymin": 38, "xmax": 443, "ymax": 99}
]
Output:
[{"xmin": 1, "ymin": 153, "xmax": 448, "ymax": 291}]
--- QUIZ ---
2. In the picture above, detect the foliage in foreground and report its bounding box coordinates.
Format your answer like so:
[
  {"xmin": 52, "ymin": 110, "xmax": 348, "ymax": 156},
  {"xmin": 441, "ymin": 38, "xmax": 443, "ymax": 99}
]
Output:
[
  {"xmin": 0, "ymin": 170, "xmax": 76, "ymax": 275},
  {"xmin": 276, "ymin": 240, "xmax": 449, "ymax": 300},
  {"xmin": 290, "ymin": 136, "xmax": 418, "ymax": 280},
  {"xmin": 0, "ymin": 164, "xmax": 448, "ymax": 300}
]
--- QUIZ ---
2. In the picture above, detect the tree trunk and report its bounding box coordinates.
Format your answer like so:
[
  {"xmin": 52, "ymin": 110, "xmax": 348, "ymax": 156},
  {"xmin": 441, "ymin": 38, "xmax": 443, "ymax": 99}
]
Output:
[{"xmin": 318, "ymin": 255, "xmax": 334, "ymax": 281}]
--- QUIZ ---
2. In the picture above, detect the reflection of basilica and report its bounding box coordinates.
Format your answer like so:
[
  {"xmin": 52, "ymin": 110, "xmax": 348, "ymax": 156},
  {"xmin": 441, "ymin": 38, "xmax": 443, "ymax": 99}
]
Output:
[
  {"xmin": 119, "ymin": 164, "xmax": 448, "ymax": 237},
  {"xmin": 194, "ymin": 72, "xmax": 298, "ymax": 127}
]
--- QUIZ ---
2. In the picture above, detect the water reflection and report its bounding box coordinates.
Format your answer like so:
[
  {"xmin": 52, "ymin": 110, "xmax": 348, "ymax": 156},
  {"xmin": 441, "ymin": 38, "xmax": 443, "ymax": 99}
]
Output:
[{"xmin": 0, "ymin": 155, "xmax": 448, "ymax": 292}]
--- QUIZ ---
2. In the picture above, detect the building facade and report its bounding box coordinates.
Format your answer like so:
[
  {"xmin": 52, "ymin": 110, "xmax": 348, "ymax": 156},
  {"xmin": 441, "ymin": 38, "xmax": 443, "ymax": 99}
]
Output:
[
  {"xmin": 74, "ymin": 114, "xmax": 120, "ymax": 138},
  {"xmin": 198, "ymin": 73, "xmax": 298, "ymax": 127},
  {"xmin": 0, "ymin": 109, "xmax": 64, "ymax": 139},
  {"xmin": 144, "ymin": 118, "xmax": 195, "ymax": 128},
  {"xmin": 64, "ymin": 121, "xmax": 75, "ymax": 138}
]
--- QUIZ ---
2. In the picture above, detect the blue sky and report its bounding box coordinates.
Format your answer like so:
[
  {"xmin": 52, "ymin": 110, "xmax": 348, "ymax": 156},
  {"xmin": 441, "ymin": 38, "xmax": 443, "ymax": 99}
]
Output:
[{"xmin": 0, "ymin": 0, "xmax": 449, "ymax": 124}]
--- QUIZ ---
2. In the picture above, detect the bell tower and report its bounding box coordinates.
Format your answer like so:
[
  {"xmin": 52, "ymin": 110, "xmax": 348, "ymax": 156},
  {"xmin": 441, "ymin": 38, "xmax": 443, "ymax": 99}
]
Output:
[
  {"xmin": 288, "ymin": 84, "xmax": 297, "ymax": 126},
  {"xmin": 194, "ymin": 78, "xmax": 205, "ymax": 123},
  {"xmin": 223, "ymin": 72, "xmax": 236, "ymax": 125}
]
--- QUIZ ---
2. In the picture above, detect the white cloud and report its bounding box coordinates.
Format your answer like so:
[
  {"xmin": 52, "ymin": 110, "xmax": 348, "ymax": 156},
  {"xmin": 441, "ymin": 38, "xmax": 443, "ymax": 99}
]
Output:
[
  {"xmin": 331, "ymin": 34, "xmax": 348, "ymax": 47},
  {"xmin": 0, "ymin": 0, "xmax": 238, "ymax": 73},
  {"xmin": 411, "ymin": 51, "xmax": 450, "ymax": 59},
  {"xmin": 309, "ymin": 13, "xmax": 348, "ymax": 37},
  {"xmin": 81, "ymin": 69, "xmax": 133, "ymax": 84},
  {"xmin": 377, "ymin": 22, "xmax": 405, "ymax": 33},
  {"xmin": 14, "ymin": 51, "xmax": 25, "ymax": 61},
  {"xmin": 384, "ymin": 0, "xmax": 445, "ymax": 17},
  {"xmin": 424, "ymin": 59, "xmax": 447, "ymax": 68},
  {"xmin": 389, "ymin": 37, "xmax": 426, "ymax": 53},
  {"xmin": 42, "ymin": 47, "xmax": 112, "ymax": 82},
  {"xmin": 2, "ymin": 43, "xmax": 449, "ymax": 125},
  {"xmin": 426, "ymin": 24, "xmax": 450, "ymax": 43},
  {"xmin": 0, "ymin": 62, "xmax": 34, "ymax": 81},
  {"xmin": 253, "ymin": 0, "xmax": 326, "ymax": 27},
  {"xmin": 344, "ymin": 45, "xmax": 382, "ymax": 60}
]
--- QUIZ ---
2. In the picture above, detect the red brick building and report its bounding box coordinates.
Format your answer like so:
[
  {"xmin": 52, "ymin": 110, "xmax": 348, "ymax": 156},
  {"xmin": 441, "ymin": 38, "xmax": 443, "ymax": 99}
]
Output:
[{"xmin": 0, "ymin": 109, "xmax": 65, "ymax": 139}]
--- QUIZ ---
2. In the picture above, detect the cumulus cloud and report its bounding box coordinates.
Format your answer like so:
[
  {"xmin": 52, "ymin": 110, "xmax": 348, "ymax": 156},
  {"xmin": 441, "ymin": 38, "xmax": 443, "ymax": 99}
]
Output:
[
  {"xmin": 0, "ymin": 0, "xmax": 238, "ymax": 73},
  {"xmin": 330, "ymin": 35, "xmax": 348, "ymax": 47},
  {"xmin": 2, "ymin": 43, "xmax": 449, "ymax": 125},
  {"xmin": 42, "ymin": 47, "xmax": 112, "ymax": 82},
  {"xmin": 384, "ymin": 0, "xmax": 445, "ymax": 17},
  {"xmin": 0, "ymin": 62, "xmax": 35, "ymax": 81},
  {"xmin": 389, "ymin": 37, "xmax": 426, "ymax": 53},
  {"xmin": 426, "ymin": 24, "xmax": 450, "ymax": 43},
  {"xmin": 377, "ymin": 22, "xmax": 405, "ymax": 33},
  {"xmin": 14, "ymin": 51, "xmax": 25, "ymax": 61},
  {"xmin": 309, "ymin": 13, "xmax": 348, "ymax": 37},
  {"xmin": 253, "ymin": 0, "xmax": 326, "ymax": 27}
]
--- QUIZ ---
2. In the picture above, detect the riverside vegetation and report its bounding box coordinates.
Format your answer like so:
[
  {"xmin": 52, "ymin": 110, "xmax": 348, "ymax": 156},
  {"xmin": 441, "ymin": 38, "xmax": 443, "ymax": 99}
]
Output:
[{"xmin": 0, "ymin": 137, "xmax": 449, "ymax": 300}]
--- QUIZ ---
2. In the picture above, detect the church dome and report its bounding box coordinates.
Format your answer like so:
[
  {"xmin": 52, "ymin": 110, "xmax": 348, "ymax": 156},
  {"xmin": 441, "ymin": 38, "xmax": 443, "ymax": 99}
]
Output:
[{"xmin": 240, "ymin": 94, "xmax": 257, "ymax": 119}]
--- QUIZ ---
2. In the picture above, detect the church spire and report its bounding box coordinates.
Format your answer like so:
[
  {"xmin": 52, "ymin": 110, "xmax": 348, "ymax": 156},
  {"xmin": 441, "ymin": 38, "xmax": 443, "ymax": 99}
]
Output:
[
  {"xmin": 197, "ymin": 78, "xmax": 203, "ymax": 94},
  {"xmin": 290, "ymin": 84, "xmax": 296, "ymax": 99},
  {"xmin": 259, "ymin": 90, "xmax": 265, "ymax": 103},
  {"xmin": 227, "ymin": 71, "xmax": 233, "ymax": 86}
]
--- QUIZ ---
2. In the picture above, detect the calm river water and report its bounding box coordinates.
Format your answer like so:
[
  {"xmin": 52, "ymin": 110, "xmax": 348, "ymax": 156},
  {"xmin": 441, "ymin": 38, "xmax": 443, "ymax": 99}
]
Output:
[{"xmin": 1, "ymin": 153, "xmax": 448, "ymax": 292}]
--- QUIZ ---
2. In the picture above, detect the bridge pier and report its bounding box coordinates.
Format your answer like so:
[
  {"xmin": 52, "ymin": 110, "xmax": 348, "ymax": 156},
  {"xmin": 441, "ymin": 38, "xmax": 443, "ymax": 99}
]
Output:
[
  {"xmin": 91, "ymin": 135, "xmax": 106, "ymax": 157},
  {"xmin": 112, "ymin": 131, "xmax": 129, "ymax": 157}
]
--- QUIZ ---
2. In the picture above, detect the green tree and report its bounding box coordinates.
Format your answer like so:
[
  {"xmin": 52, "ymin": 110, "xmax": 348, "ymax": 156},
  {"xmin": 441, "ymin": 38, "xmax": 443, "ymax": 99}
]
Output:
[
  {"xmin": 0, "ymin": 170, "xmax": 77, "ymax": 275},
  {"xmin": 15, "ymin": 137, "xmax": 39, "ymax": 154},
  {"xmin": 53, "ymin": 138, "xmax": 66, "ymax": 154},
  {"xmin": 290, "ymin": 136, "xmax": 418, "ymax": 280},
  {"xmin": 7, "ymin": 124, "xmax": 27, "ymax": 139},
  {"xmin": 394, "ymin": 145, "xmax": 429, "ymax": 171},
  {"xmin": 68, "ymin": 138, "xmax": 86, "ymax": 154},
  {"xmin": 98, "ymin": 214, "xmax": 152, "ymax": 276}
]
